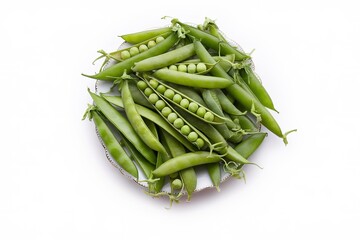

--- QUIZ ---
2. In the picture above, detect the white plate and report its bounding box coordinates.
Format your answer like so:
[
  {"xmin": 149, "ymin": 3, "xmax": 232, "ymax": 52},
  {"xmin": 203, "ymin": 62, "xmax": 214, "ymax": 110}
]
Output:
[{"xmin": 92, "ymin": 25, "xmax": 252, "ymax": 196}]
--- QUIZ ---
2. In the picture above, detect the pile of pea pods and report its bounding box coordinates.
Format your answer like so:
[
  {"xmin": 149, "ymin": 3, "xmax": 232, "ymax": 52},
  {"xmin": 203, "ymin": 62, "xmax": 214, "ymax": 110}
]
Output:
[{"xmin": 82, "ymin": 17, "xmax": 295, "ymax": 205}]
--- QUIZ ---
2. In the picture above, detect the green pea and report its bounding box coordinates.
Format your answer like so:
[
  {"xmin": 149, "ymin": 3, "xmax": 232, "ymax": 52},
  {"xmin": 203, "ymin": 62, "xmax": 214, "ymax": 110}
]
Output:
[
  {"xmin": 156, "ymin": 84, "xmax": 166, "ymax": 94},
  {"xmin": 144, "ymin": 87, "xmax": 153, "ymax": 97},
  {"xmin": 181, "ymin": 125, "xmax": 191, "ymax": 135},
  {"xmin": 129, "ymin": 47, "xmax": 139, "ymax": 56},
  {"xmin": 173, "ymin": 94, "xmax": 182, "ymax": 104},
  {"xmin": 120, "ymin": 50, "xmax": 131, "ymax": 60},
  {"xmin": 147, "ymin": 40, "xmax": 156, "ymax": 48},
  {"xmin": 137, "ymin": 81, "xmax": 147, "ymax": 91},
  {"xmin": 164, "ymin": 89, "xmax": 175, "ymax": 99},
  {"xmin": 178, "ymin": 64, "xmax": 187, "ymax": 72},
  {"xmin": 180, "ymin": 98, "xmax": 190, "ymax": 108},
  {"xmin": 161, "ymin": 107, "xmax": 172, "ymax": 117},
  {"xmin": 173, "ymin": 118, "xmax": 184, "ymax": 129},
  {"xmin": 196, "ymin": 138, "xmax": 205, "ymax": 148},
  {"xmin": 139, "ymin": 44, "xmax": 148, "ymax": 53},
  {"xmin": 204, "ymin": 112, "xmax": 215, "ymax": 121},
  {"xmin": 171, "ymin": 179, "xmax": 182, "ymax": 190},
  {"xmin": 148, "ymin": 93, "xmax": 159, "ymax": 104},
  {"xmin": 187, "ymin": 132, "xmax": 198, "ymax": 142},
  {"xmin": 167, "ymin": 112, "xmax": 178, "ymax": 123},
  {"xmin": 156, "ymin": 36, "xmax": 165, "ymax": 43},
  {"xmin": 169, "ymin": 65, "xmax": 178, "ymax": 71},
  {"xmin": 149, "ymin": 79, "xmax": 159, "ymax": 89},
  {"xmin": 196, "ymin": 107, "xmax": 206, "ymax": 117},
  {"xmin": 187, "ymin": 63, "xmax": 196, "ymax": 73},
  {"xmin": 196, "ymin": 63, "xmax": 207, "ymax": 73},
  {"xmin": 155, "ymin": 100, "xmax": 166, "ymax": 110},
  {"xmin": 188, "ymin": 102, "xmax": 199, "ymax": 113}
]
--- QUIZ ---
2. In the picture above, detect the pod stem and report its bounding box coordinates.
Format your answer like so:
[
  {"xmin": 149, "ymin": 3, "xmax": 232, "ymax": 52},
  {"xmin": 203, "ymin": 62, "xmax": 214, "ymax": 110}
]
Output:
[
  {"xmin": 282, "ymin": 129, "xmax": 297, "ymax": 145},
  {"xmin": 222, "ymin": 160, "xmax": 246, "ymax": 180},
  {"xmin": 145, "ymin": 183, "xmax": 184, "ymax": 209}
]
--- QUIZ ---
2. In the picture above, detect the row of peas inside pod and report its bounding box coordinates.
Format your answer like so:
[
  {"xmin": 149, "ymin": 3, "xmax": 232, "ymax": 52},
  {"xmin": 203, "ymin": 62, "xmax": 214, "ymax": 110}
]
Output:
[{"xmin": 82, "ymin": 17, "xmax": 296, "ymax": 207}]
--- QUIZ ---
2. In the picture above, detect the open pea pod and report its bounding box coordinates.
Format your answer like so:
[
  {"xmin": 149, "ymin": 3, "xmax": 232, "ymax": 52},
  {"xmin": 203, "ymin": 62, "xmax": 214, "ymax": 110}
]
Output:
[
  {"xmin": 94, "ymin": 31, "xmax": 172, "ymax": 71},
  {"xmin": 136, "ymin": 77, "xmax": 216, "ymax": 152},
  {"xmin": 144, "ymin": 75, "xmax": 228, "ymax": 125},
  {"xmin": 120, "ymin": 27, "xmax": 172, "ymax": 44}
]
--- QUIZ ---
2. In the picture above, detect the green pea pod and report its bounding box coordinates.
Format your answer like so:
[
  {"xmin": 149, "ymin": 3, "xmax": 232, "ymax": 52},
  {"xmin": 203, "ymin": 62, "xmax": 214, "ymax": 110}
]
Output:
[
  {"xmin": 92, "ymin": 111, "xmax": 138, "ymax": 178},
  {"xmin": 201, "ymin": 89, "xmax": 223, "ymax": 116},
  {"xmin": 120, "ymin": 27, "xmax": 172, "ymax": 44},
  {"xmin": 149, "ymin": 77, "xmax": 227, "ymax": 125},
  {"xmin": 152, "ymin": 152, "xmax": 222, "ymax": 177},
  {"xmin": 234, "ymin": 133, "xmax": 267, "ymax": 159},
  {"xmin": 82, "ymin": 33, "xmax": 178, "ymax": 81},
  {"xmin": 121, "ymin": 134, "xmax": 154, "ymax": 179},
  {"xmin": 207, "ymin": 163, "xmax": 221, "ymax": 192},
  {"xmin": 102, "ymin": 95, "xmax": 196, "ymax": 152},
  {"xmin": 94, "ymin": 32, "xmax": 173, "ymax": 71},
  {"xmin": 240, "ymin": 67, "xmax": 278, "ymax": 112},
  {"xmin": 122, "ymin": 80, "xmax": 168, "ymax": 156},
  {"xmin": 215, "ymin": 89, "xmax": 246, "ymax": 116},
  {"xmin": 173, "ymin": 20, "xmax": 250, "ymax": 61},
  {"xmin": 194, "ymin": 41, "xmax": 291, "ymax": 144},
  {"xmin": 153, "ymin": 69, "xmax": 233, "ymax": 89},
  {"xmin": 138, "ymin": 76, "xmax": 215, "ymax": 151},
  {"xmin": 88, "ymin": 90, "xmax": 156, "ymax": 164},
  {"xmin": 132, "ymin": 43, "xmax": 196, "ymax": 72}
]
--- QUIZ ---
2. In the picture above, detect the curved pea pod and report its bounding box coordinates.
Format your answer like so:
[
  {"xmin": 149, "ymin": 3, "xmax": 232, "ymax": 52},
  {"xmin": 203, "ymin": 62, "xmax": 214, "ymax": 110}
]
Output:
[
  {"xmin": 152, "ymin": 69, "xmax": 233, "ymax": 89},
  {"xmin": 152, "ymin": 152, "xmax": 222, "ymax": 177},
  {"xmin": 234, "ymin": 132, "xmax": 267, "ymax": 159},
  {"xmin": 122, "ymin": 80, "xmax": 169, "ymax": 157},
  {"xmin": 102, "ymin": 95, "xmax": 197, "ymax": 152},
  {"xmin": 120, "ymin": 27, "xmax": 172, "ymax": 44},
  {"xmin": 92, "ymin": 111, "xmax": 138, "ymax": 178},
  {"xmin": 82, "ymin": 33, "xmax": 178, "ymax": 81},
  {"xmin": 173, "ymin": 19, "xmax": 250, "ymax": 61},
  {"xmin": 239, "ymin": 66, "xmax": 278, "ymax": 112},
  {"xmin": 88, "ymin": 90, "xmax": 156, "ymax": 164},
  {"xmin": 132, "ymin": 43, "xmax": 196, "ymax": 72},
  {"xmin": 148, "ymin": 77, "xmax": 227, "ymax": 125}
]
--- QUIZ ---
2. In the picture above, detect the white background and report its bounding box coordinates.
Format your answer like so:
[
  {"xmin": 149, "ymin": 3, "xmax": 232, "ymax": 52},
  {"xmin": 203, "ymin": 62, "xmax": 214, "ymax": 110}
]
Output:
[{"xmin": 1, "ymin": 0, "xmax": 359, "ymax": 239}]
